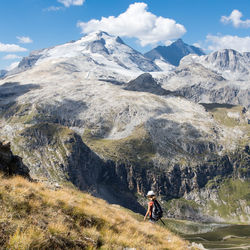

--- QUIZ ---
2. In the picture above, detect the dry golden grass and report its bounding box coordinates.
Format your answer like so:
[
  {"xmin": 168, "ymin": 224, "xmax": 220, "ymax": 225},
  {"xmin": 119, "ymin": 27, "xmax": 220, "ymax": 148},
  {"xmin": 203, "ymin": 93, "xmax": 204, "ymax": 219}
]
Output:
[{"xmin": 0, "ymin": 173, "xmax": 194, "ymax": 249}]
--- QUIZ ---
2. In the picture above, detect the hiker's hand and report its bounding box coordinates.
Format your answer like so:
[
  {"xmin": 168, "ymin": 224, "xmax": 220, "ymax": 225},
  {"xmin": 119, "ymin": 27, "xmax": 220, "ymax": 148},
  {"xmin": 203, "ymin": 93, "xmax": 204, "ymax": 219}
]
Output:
[{"xmin": 143, "ymin": 216, "xmax": 146, "ymax": 221}]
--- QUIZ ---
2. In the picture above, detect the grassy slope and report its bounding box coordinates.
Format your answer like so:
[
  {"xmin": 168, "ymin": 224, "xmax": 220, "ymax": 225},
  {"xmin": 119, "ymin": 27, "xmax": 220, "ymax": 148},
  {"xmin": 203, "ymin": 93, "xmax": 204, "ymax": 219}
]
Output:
[
  {"xmin": 83, "ymin": 125, "xmax": 156, "ymax": 166},
  {"xmin": 0, "ymin": 174, "xmax": 192, "ymax": 250},
  {"xmin": 208, "ymin": 178, "xmax": 250, "ymax": 221},
  {"xmin": 200, "ymin": 103, "xmax": 249, "ymax": 148}
]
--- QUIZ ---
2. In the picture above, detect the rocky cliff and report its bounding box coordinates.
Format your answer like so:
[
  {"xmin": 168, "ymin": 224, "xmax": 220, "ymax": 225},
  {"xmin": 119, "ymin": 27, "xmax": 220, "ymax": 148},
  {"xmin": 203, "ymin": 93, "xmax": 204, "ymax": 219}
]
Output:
[{"xmin": 0, "ymin": 140, "xmax": 30, "ymax": 179}]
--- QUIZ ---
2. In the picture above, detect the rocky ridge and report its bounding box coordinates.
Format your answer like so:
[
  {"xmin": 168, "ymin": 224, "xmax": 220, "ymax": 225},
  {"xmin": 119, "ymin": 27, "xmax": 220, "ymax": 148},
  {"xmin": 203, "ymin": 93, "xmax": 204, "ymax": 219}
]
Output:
[
  {"xmin": 155, "ymin": 61, "xmax": 250, "ymax": 108},
  {"xmin": 180, "ymin": 49, "xmax": 250, "ymax": 80}
]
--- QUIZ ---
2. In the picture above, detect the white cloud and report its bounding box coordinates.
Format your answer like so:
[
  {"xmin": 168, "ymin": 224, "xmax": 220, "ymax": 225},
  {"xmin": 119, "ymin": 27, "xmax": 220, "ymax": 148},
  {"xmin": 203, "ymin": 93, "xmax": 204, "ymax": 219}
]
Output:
[
  {"xmin": 43, "ymin": 6, "xmax": 63, "ymax": 11},
  {"xmin": 3, "ymin": 54, "xmax": 21, "ymax": 60},
  {"xmin": 58, "ymin": 0, "xmax": 85, "ymax": 7},
  {"xmin": 206, "ymin": 34, "xmax": 250, "ymax": 52},
  {"xmin": 17, "ymin": 36, "xmax": 33, "ymax": 44},
  {"xmin": 77, "ymin": 2, "xmax": 186, "ymax": 46},
  {"xmin": 0, "ymin": 42, "xmax": 27, "ymax": 52},
  {"xmin": 221, "ymin": 10, "xmax": 250, "ymax": 28},
  {"xmin": 193, "ymin": 43, "xmax": 202, "ymax": 48},
  {"xmin": 6, "ymin": 61, "xmax": 20, "ymax": 71}
]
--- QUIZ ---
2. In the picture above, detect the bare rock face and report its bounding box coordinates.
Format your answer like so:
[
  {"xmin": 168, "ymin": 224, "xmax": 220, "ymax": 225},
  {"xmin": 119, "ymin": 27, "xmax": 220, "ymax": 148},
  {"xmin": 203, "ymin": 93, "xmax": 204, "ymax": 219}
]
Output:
[
  {"xmin": 180, "ymin": 49, "xmax": 250, "ymax": 81},
  {"xmin": 0, "ymin": 140, "xmax": 30, "ymax": 178},
  {"xmin": 124, "ymin": 73, "xmax": 172, "ymax": 95}
]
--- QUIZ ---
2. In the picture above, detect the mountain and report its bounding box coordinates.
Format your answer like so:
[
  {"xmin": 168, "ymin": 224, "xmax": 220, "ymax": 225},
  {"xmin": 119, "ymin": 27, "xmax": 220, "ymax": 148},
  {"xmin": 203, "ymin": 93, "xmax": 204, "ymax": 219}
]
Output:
[
  {"xmin": 156, "ymin": 62, "xmax": 250, "ymax": 109},
  {"xmin": 180, "ymin": 49, "xmax": 250, "ymax": 80},
  {"xmin": 6, "ymin": 31, "xmax": 161, "ymax": 82},
  {"xmin": 144, "ymin": 39, "xmax": 205, "ymax": 66},
  {"xmin": 0, "ymin": 31, "xmax": 249, "ymax": 225}
]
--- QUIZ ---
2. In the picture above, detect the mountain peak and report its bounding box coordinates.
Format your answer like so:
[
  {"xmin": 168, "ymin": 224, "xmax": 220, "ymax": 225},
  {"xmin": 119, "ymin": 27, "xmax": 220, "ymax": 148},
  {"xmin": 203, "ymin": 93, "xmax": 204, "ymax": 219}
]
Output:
[
  {"xmin": 7, "ymin": 30, "xmax": 160, "ymax": 77},
  {"xmin": 144, "ymin": 39, "xmax": 205, "ymax": 66},
  {"xmin": 115, "ymin": 36, "xmax": 125, "ymax": 44},
  {"xmin": 214, "ymin": 48, "xmax": 240, "ymax": 56},
  {"xmin": 81, "ymin": 30, "xmax": 113, "ymax": 41},
  {"xmin": 96, "ymin": 30, "xmax": 109, "ymax": 35},
  {"xmin": 172, "ymin": 38, "xmax": 185, "ymax": 46}
]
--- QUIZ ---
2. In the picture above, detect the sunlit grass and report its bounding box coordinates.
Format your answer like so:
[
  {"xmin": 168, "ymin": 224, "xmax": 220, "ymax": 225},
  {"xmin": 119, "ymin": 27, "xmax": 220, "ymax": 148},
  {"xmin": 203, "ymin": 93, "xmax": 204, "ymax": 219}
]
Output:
[{"xmin": 0, "ymin": 174, "xmax": 192, "ymax": 249}]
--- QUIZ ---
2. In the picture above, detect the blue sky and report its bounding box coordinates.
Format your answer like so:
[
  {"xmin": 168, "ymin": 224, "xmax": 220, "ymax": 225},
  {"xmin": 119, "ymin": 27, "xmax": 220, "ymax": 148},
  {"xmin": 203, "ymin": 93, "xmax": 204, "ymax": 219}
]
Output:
[{"xmin": 0, "ymin": 0, "xmax": 250, "ymax": 70}]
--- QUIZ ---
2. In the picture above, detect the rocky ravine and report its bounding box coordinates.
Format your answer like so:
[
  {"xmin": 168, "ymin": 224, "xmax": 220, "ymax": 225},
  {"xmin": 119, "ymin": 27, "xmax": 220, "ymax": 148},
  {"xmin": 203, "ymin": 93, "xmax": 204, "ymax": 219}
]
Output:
[{"xmin": 0, "ymin": 31, "xmax": 249, "ymax": 223}]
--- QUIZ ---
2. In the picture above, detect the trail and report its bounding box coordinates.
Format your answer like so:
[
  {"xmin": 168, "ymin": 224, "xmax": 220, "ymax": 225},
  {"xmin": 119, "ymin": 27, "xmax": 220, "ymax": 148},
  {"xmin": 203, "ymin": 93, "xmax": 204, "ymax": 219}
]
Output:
[
  {"xmin": 222, "ymin": 235, "xmax": 248, "ymax": 241},
  {"xmin": 209, "ymin": 245, "xmax": 250, "ymax": 250}
]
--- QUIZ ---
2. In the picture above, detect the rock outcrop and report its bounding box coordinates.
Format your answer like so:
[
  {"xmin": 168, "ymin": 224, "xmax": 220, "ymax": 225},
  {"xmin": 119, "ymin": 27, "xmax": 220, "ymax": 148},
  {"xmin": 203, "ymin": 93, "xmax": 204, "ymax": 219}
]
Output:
[
  {"xmin": 0, "ymin": 140, "xmax": 30, "ymax": 179},
  {"xmin": 124, "ymin": 73, "xmax": 172, "ymax": 95}
]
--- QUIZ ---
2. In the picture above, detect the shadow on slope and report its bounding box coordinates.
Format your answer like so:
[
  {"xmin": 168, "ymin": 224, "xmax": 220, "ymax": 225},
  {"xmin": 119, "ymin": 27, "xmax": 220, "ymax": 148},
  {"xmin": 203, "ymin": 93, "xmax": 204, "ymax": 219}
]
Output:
[
  {"xmin": 0, "ymin": 82, "xmax": 39, "ymax": 102},
  {"xmin": 0, "ymin": 97, "xmax": 88, "ymax": 128},
  {"xmin": 200, "ymin": 103, "xmax": 237, "ymax": 111}
]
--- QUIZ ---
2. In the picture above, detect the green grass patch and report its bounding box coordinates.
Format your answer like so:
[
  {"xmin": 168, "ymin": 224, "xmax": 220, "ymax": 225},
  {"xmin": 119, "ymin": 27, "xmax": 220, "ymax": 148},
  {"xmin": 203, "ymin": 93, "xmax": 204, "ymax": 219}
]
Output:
[
  {"xmin": 200, "ymin": 103, "xmax": 247, "ymax": 127},
  {"xmin": 82, "ymin": 124, "xmax": 156, "ymax": 166},
  {"xmin": 208, "ymin": 178, "xmax": 250, "ymax": 220},
  {"xmin": 163, "ymin": 198, "xmax": 200, "ymax": 213}
]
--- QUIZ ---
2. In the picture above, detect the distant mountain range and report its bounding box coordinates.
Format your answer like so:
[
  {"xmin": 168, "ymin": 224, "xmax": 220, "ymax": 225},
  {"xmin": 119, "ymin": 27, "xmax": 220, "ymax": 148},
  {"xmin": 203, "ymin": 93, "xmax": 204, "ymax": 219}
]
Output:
[
  {"xmin": 144, "ymin": 39, "xmax": 205, "ymax": 66},
  {"xmin": 181, "ymin": 48, "xmax": 250, "ymax": 80},
  {"xmin": 2, "ymin": 35, "xmax": 205, "ymax": 78}
]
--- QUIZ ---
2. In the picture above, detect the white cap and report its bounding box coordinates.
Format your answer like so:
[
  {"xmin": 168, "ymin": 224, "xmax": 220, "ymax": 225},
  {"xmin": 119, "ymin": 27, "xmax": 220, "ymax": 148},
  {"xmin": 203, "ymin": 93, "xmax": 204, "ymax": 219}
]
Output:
[{"xmin": 146, "ymin": 190, "xmax": 155, "ymax": 196}]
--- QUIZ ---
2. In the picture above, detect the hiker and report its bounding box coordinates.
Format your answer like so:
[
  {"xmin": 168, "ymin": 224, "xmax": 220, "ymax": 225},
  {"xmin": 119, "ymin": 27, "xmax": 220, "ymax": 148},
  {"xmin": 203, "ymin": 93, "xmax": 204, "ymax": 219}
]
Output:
[{"xmin": 144, "ymin": 190, "xmax": 163, "ymax": 223}]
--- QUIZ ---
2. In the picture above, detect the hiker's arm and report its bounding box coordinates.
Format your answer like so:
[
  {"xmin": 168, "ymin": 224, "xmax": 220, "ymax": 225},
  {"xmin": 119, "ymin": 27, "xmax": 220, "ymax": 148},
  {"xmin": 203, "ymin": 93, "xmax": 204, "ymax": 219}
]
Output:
[{"xmin": 144, "ymin": 205, "xmax": 150, "ymax": 221}]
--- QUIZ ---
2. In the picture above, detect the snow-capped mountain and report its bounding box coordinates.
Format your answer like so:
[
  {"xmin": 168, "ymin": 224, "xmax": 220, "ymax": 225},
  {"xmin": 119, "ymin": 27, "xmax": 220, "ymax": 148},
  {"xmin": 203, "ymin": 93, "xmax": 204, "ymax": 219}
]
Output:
[
  {"xmin": 181, "ymin": 49, "xmax": 250, "ymax": 80},
  {"xmin": 7, "ymin": 31, "xmax": 162, "ymax": 82},
  {"xmin": 144, "ymin": 39, "xmax": 205, "ymax": 66}
]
